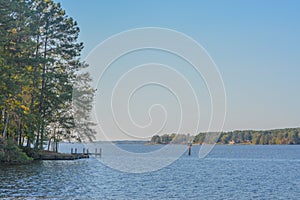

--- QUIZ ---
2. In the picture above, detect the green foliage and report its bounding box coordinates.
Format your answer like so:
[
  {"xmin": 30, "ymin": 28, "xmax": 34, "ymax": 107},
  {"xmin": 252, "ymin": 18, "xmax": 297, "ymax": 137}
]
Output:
[
  {"xmin": 150, "ymin": 133, "xmax": 194, "ymax": 144},
  {"xmin": 0, "ymin": 0, "xmax": 96, "ymax": 156},
  {"xmin": 0, "ymin": 140, "xmax": 32, "ymax": 163},
  {"xmin": 151, "ymin": 135, "xmax": 161, "ymax": 144},
  {"xmin": 151, "ymin": 128, "xmax": 300, "ymax": 145},
  {"xmin": 192, "ymin": 128, "xmax": 300, "ymax": 145}
]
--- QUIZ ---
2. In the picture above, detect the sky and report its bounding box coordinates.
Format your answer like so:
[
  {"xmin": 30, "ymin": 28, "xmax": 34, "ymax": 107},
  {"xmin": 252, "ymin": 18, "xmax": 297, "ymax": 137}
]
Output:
[{"xmin": 56, "ymin": 0, "xmax": 300, "ymax": 140}]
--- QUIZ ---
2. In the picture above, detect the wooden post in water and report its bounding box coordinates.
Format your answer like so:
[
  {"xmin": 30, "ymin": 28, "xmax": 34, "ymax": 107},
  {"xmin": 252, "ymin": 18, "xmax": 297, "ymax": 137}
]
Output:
[
  {"xmin": 188, "ymin": 143, "xmax": 191, "ymax": 156},
  {"xmin": 71, "ymin": 148, "xmax": 73, "ymax": 154},
  {"xmin": 75, "ymin": 148, "xmax": 77, "ymax": 154},
  {"xmin": 83, "ymin": 148, "xmax": 85, "ymax": 154},
  {"xmin": 94, "ymin": 148, "xmax": 101, "ymax": 158}
]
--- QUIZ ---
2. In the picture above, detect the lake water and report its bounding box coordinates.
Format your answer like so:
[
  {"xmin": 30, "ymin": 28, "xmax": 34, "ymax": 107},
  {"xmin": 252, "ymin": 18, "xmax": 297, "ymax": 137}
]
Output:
[{"xmin": 0, "ymin": 145, "xmax": 299, "ymax": 199}]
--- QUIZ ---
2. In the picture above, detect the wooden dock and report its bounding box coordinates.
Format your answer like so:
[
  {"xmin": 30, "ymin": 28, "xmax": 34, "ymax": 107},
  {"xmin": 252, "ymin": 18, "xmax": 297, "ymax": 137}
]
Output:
[
  {"xmin": 33, "ymin": 151, "xmax": 89, "ymax": 160},
  {"xmin": 39, "ymin": 153, "xmax": 89, "ymax": 160},
  {"xmin": 71, "ymin": 148, "xmax": 102, "ymax": 158},
  {"xmin": 31, "ymin": 148, "xmax": 102, "ymax": 161}
]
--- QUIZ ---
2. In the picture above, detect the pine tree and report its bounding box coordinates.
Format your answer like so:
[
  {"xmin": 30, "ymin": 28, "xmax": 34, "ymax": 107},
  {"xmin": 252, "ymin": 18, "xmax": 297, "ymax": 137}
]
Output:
[{"xmin": 1, "ymin": 0, "xmax": 96, "ymax": 152}]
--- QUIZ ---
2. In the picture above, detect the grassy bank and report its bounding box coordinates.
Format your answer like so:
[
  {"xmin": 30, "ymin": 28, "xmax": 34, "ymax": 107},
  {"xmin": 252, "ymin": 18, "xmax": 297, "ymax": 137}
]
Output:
[
  {"xmin": 0, "ymin": 140, "xmax": 33, "ymax": 164},
  {"xmin": 0, "ymin": 141, "xmax": 89, "ymax": 164}
]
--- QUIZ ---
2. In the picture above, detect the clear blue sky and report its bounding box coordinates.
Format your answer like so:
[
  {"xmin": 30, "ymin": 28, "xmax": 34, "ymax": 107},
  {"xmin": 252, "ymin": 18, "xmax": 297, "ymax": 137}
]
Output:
[{"xmin": 57, "ymin": 0, "xmax": 300, "ymax": 139}]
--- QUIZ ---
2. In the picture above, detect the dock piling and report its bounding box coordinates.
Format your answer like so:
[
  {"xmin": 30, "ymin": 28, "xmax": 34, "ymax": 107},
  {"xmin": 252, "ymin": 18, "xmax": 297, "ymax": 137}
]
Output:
[{"xmin": 188, "ymin": 143, "xmax": 192, "ymax": 156}]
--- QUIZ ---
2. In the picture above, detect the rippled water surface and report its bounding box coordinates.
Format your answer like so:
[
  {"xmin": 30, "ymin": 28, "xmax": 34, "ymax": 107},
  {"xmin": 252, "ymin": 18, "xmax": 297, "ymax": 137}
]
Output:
[{"xmin": 0, "ymin": 145, "xmax": 299, "ymax": 199}]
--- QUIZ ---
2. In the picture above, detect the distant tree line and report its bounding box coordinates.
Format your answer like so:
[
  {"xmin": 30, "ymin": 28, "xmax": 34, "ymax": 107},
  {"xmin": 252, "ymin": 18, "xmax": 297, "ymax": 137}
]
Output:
[
  {"xmin": 150, "ymin": 128, "xmax": 300, "ymax": 145},
  {"xmin": 150, "ymin": 133, "xmax": 194, "ymax": 144},
  {"xmin": 193, "ymin": 128, "xmax": 300, "ymax": 145}
]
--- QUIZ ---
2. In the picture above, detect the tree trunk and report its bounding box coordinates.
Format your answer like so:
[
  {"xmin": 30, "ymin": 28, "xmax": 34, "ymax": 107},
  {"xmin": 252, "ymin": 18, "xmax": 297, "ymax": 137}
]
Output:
[
  {"xmin": 55, "ymin": 141, "xmax": 58, "ymax": 153},
  {"xmin": 21, "ymin": 136, "xmax": 24, "ymax": 147},
  {"xmin": 31, "ymin": 33, "xmax": 40, "ymax": 149},
  {"xmin": 18, "ymin": 114, "xmax": 22, "ymax": 146},
  {"xmin": 47, "ymin": 137, "xmax": 51, "ymax": 151},
  {"xmin": 2, "ymin": 111, "xmax": 9, "ymax": 141},
  {"xmin": 37, "ymin": 20, "xmax": 49, "ymax": 150},
  {"xmin": 26, "ymin": 137, "xmax": 31, "ymax": 147}
]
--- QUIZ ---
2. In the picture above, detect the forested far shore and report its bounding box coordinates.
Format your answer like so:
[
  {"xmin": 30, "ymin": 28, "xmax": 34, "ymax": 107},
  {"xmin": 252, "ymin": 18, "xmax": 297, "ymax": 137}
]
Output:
[
  {"xmin": 150, "ymin": 128, "xmax": 300, "ymax": 145},
  {"xmin": 0, "ymin": 0, "xmax": 96, "ymax": 163}
]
